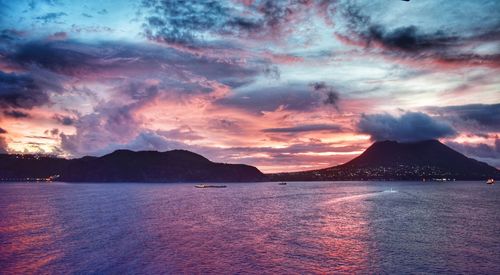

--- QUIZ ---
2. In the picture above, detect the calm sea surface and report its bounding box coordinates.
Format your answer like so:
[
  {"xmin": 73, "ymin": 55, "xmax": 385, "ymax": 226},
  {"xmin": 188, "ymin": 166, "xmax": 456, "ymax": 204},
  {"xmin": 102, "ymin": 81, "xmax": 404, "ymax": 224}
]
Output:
[{"xmin": 0, "ymin": 181, "xmax": 499, "ymax": 274}]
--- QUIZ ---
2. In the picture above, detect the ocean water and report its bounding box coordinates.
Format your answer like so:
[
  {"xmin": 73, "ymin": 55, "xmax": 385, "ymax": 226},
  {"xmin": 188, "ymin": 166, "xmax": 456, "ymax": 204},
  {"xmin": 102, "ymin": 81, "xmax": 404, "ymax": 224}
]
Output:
[{"xmin": 0, "ymin": 181, "xmax": 499, "ymax": 274}]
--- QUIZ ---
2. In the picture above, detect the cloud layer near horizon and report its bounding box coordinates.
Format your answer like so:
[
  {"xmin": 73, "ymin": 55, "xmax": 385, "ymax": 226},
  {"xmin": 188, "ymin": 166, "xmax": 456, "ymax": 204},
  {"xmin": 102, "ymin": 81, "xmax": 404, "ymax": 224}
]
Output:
[{"xmin": 0, "ymin": 0, "xmax": 499, "ymax": 171}]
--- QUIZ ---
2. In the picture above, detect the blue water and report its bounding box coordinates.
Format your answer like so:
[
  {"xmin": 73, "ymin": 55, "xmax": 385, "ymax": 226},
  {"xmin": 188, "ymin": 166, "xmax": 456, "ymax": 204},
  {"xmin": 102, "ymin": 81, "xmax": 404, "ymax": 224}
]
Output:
[{"xmin": 1, "ymin": 181, "xmax": 499, "ymax": 274}]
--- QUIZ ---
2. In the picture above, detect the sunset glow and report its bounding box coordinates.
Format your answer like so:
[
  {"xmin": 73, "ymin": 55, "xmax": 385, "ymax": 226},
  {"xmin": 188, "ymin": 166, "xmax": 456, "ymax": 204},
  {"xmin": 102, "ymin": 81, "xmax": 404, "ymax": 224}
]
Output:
[{"xmin": 0, "ymin": 0, "xmax": 498, "ymax": 172}]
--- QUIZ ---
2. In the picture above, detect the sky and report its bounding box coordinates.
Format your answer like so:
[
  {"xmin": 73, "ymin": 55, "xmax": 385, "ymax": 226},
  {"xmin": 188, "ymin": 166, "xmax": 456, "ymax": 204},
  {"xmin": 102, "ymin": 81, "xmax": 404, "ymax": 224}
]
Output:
[{"xmin": 0, "ymin": 0, "xmax": 499, "ymax": 172}]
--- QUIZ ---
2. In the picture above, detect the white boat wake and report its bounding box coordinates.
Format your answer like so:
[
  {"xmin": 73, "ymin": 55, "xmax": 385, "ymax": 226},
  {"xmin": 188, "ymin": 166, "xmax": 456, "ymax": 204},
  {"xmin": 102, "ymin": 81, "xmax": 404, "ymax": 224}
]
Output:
[{"xmin": 326, "ymin": 189, "xmax": 397, "ymax": 204}]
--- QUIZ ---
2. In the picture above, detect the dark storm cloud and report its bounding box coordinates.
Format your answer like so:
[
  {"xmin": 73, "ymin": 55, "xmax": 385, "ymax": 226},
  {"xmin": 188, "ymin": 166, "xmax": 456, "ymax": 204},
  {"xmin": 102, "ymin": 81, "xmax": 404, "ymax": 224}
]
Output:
[
  {"xmin": 426, "ymin": 103, "xmax": 500, "ymax": 132},
  {"xmin": 0, "ymin": 72, "xmax": 51, "ymax": 109},
  {"xmin": 3, "ymin": 110, "xmax": 30, "ymax": 118},
  {"xmin": 357, "ymin": 112, "xmax": 457, "ymax": 142},
  {"xmin": 262, "ymin": 124, "xmax": 342, "ymax": 133},
  {"xmin": 0, "ymin": 127, "xmax": 6, "ymax": 134},
  {"xmin": 35, "ymin": 12, "xmax": 67, "ymax": 24}
]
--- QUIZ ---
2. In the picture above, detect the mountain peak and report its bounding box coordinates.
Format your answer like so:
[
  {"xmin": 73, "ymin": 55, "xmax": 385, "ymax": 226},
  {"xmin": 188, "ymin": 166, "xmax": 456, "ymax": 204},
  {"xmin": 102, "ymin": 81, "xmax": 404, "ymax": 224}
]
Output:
[{"xmin": 270, "ymin": 139, "xmax": 499, "ymax": 181}]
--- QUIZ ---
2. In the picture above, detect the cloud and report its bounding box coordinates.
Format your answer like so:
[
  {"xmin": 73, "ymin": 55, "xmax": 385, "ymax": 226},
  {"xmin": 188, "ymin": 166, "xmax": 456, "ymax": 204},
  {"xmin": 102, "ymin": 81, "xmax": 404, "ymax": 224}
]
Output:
[
  {"xmin": 44, "ymin": 128, "xmax": 59, "ymax": 136},
  {"xmin": 357, "ymin": 111, "xmax": 457, "ymax": 142},
  {"xmin": 35, "ymin": 12, "xmax": 67, "ymax": 24},
  {"xmin": 157, "ymin": 126, "xmax": 204, "ymax": 141},
  {"xmin": 216, "ymin": 83, "xmax": 341, "ymax": 114},
  {"xmin": 5, "ymin": 40, "xmax": 261, "ymax": 87},
  {"xmin": 310, "ymin": 82, "xmax": 340, "ymax": 110},
  {"xmin": 9, "ymin": 41, "xmax": 115, "ymax": 77},
  {"xmin": 367, "ymin": 25, "xmax": 456, "ymax": 53},
  {"xmin": 141, "ymin": 0, "xmax": 312, "ymax": 46},
  {"xmin": 3, "ymin": 110, "xmax": 30, "ymax": 118},
  {"xmin": 96, "ymin": 131, "xmax": 186, "ymax": 155},
  {"xmin": 263, "ymin": 65, "xmax": 280, "ymax": 80},
  {"xmin": 262, "ymin": 124, "xmax": 342, "ymax": 133},
  {"xmin": 338, "ymin": 2, "xmax": 500, "ymax": 68},
  {"xmin": 199, "ymin": 141, "xmax": 366, "ymax": 172},
  {"xmin": 0, "ymin": 127, "xmax": 6, "ymax": 134},
  {"xmin": 47, "ymin": 31, "xmax": 67, "ymax": 41},
  {"xmin": 0, "ymin": 72, "xmax": 51, "ymax": 109},
  {"xmin": 26, "ymin": 0, "xmax": 62, "ymax": 10},
  {"xmin": 0, "ymin": 29, "xmax": 26, "ymax": 42},
  {"xmin": 426, "ymin": 103, "xmax": 500, "ymax": 132},
  {"xmin": 53, "ymin": 114, "xmax": 75, "ymax": 125},
  {"xmin": 142, "ymin": 0, "xmax": 254, "ymax": 46},
  {"xmin": 446, "ymin": 140, "xmax": 500, "ymax": 168},
  {"xmin": 60, "ymin": 103, "xmax": 141, "ymax": 156},
  {"xmin": 216, "ymin": 85, "xmax": 319, "ymax": 114}
]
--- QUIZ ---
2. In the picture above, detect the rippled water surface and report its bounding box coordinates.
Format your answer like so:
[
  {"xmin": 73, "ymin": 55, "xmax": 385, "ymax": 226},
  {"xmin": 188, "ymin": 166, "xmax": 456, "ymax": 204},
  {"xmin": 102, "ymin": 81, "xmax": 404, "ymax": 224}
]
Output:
[{"xmin": 1, "ymin": 181, "xmax": 499, "ymax": 274}]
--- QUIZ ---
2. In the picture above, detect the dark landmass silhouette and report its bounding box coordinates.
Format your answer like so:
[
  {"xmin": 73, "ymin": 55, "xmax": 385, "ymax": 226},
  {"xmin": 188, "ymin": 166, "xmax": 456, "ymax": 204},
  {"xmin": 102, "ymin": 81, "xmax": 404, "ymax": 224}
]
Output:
[
  {"xmin": 269, "ymin": 140, "xmax": 499, "ymax": 181},
  {"xmin": 0, "ymin": 149, "xmax": 266, "ymax": 182},
  {"xmin": 0, "ymin": 140, "xmax": 498, "ymax": 182}
]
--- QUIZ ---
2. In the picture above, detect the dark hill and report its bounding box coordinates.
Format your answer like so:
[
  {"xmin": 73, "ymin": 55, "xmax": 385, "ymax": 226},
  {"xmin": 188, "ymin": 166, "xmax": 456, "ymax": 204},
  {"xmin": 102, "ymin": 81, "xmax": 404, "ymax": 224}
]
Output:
[
  {"xmin": 270, "ymin": 140, "xmax": 499, "ymax": 181},
  {"xmin": 0, "ymin": 149, "xmax": 266, "ymax": 182}
]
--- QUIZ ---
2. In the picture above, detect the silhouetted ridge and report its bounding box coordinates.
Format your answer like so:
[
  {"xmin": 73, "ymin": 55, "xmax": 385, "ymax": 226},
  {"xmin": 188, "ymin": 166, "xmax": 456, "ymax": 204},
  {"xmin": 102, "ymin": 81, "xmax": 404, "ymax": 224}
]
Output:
[
  {"xmin": 270, "ymin": 139, "xmax": 499, "ymax": 181},
  {"xmin": 343, "ymin": 140, "xmax": 481, "ymax": 169},
  {"xmin": 0, "ymin": 149, "xmax": 265, "ymax": 183}
]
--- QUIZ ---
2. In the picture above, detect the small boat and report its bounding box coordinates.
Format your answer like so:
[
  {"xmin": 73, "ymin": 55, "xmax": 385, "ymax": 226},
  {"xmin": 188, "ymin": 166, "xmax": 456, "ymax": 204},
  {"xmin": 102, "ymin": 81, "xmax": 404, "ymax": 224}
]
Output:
[
  {"xmin": 486, "ymin": 178, "xmax": 495, "ymax": 185},
  {"xmin": 278, "ymin": 182, "xmax": 287, "ymax": 185},
  {"xmin": 195, "ymin": 184, "xmax": 227, "ymax": 188}
]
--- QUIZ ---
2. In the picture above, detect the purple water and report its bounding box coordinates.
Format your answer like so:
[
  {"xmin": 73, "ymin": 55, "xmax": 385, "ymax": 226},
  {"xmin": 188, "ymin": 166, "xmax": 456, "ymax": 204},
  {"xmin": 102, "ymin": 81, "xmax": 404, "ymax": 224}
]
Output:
[{"xmin": 1, "ymin": 181, "xmax": 499, "ymax": 273}]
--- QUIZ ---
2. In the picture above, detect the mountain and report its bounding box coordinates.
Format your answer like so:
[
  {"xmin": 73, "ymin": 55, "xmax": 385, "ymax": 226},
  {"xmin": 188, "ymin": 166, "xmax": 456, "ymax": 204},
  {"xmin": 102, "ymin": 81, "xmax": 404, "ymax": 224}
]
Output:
[
  {"xmin": 2, "ymin": 140, "xmax": 498, "ymax": 183},
  {"xmin": 269, "ymin": 140, "xmax": 500, "ymax": 181},
  {"xmin": 0, "ymin": 149, "xmax": 266, "ymax": 182}
]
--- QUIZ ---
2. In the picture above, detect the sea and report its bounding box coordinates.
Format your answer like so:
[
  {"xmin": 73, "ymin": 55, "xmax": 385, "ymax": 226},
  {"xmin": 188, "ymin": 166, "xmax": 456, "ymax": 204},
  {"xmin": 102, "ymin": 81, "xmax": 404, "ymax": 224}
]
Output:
[{"xmin": 0, "ymin": 181, "xmax": 499, "ymax": 274}]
